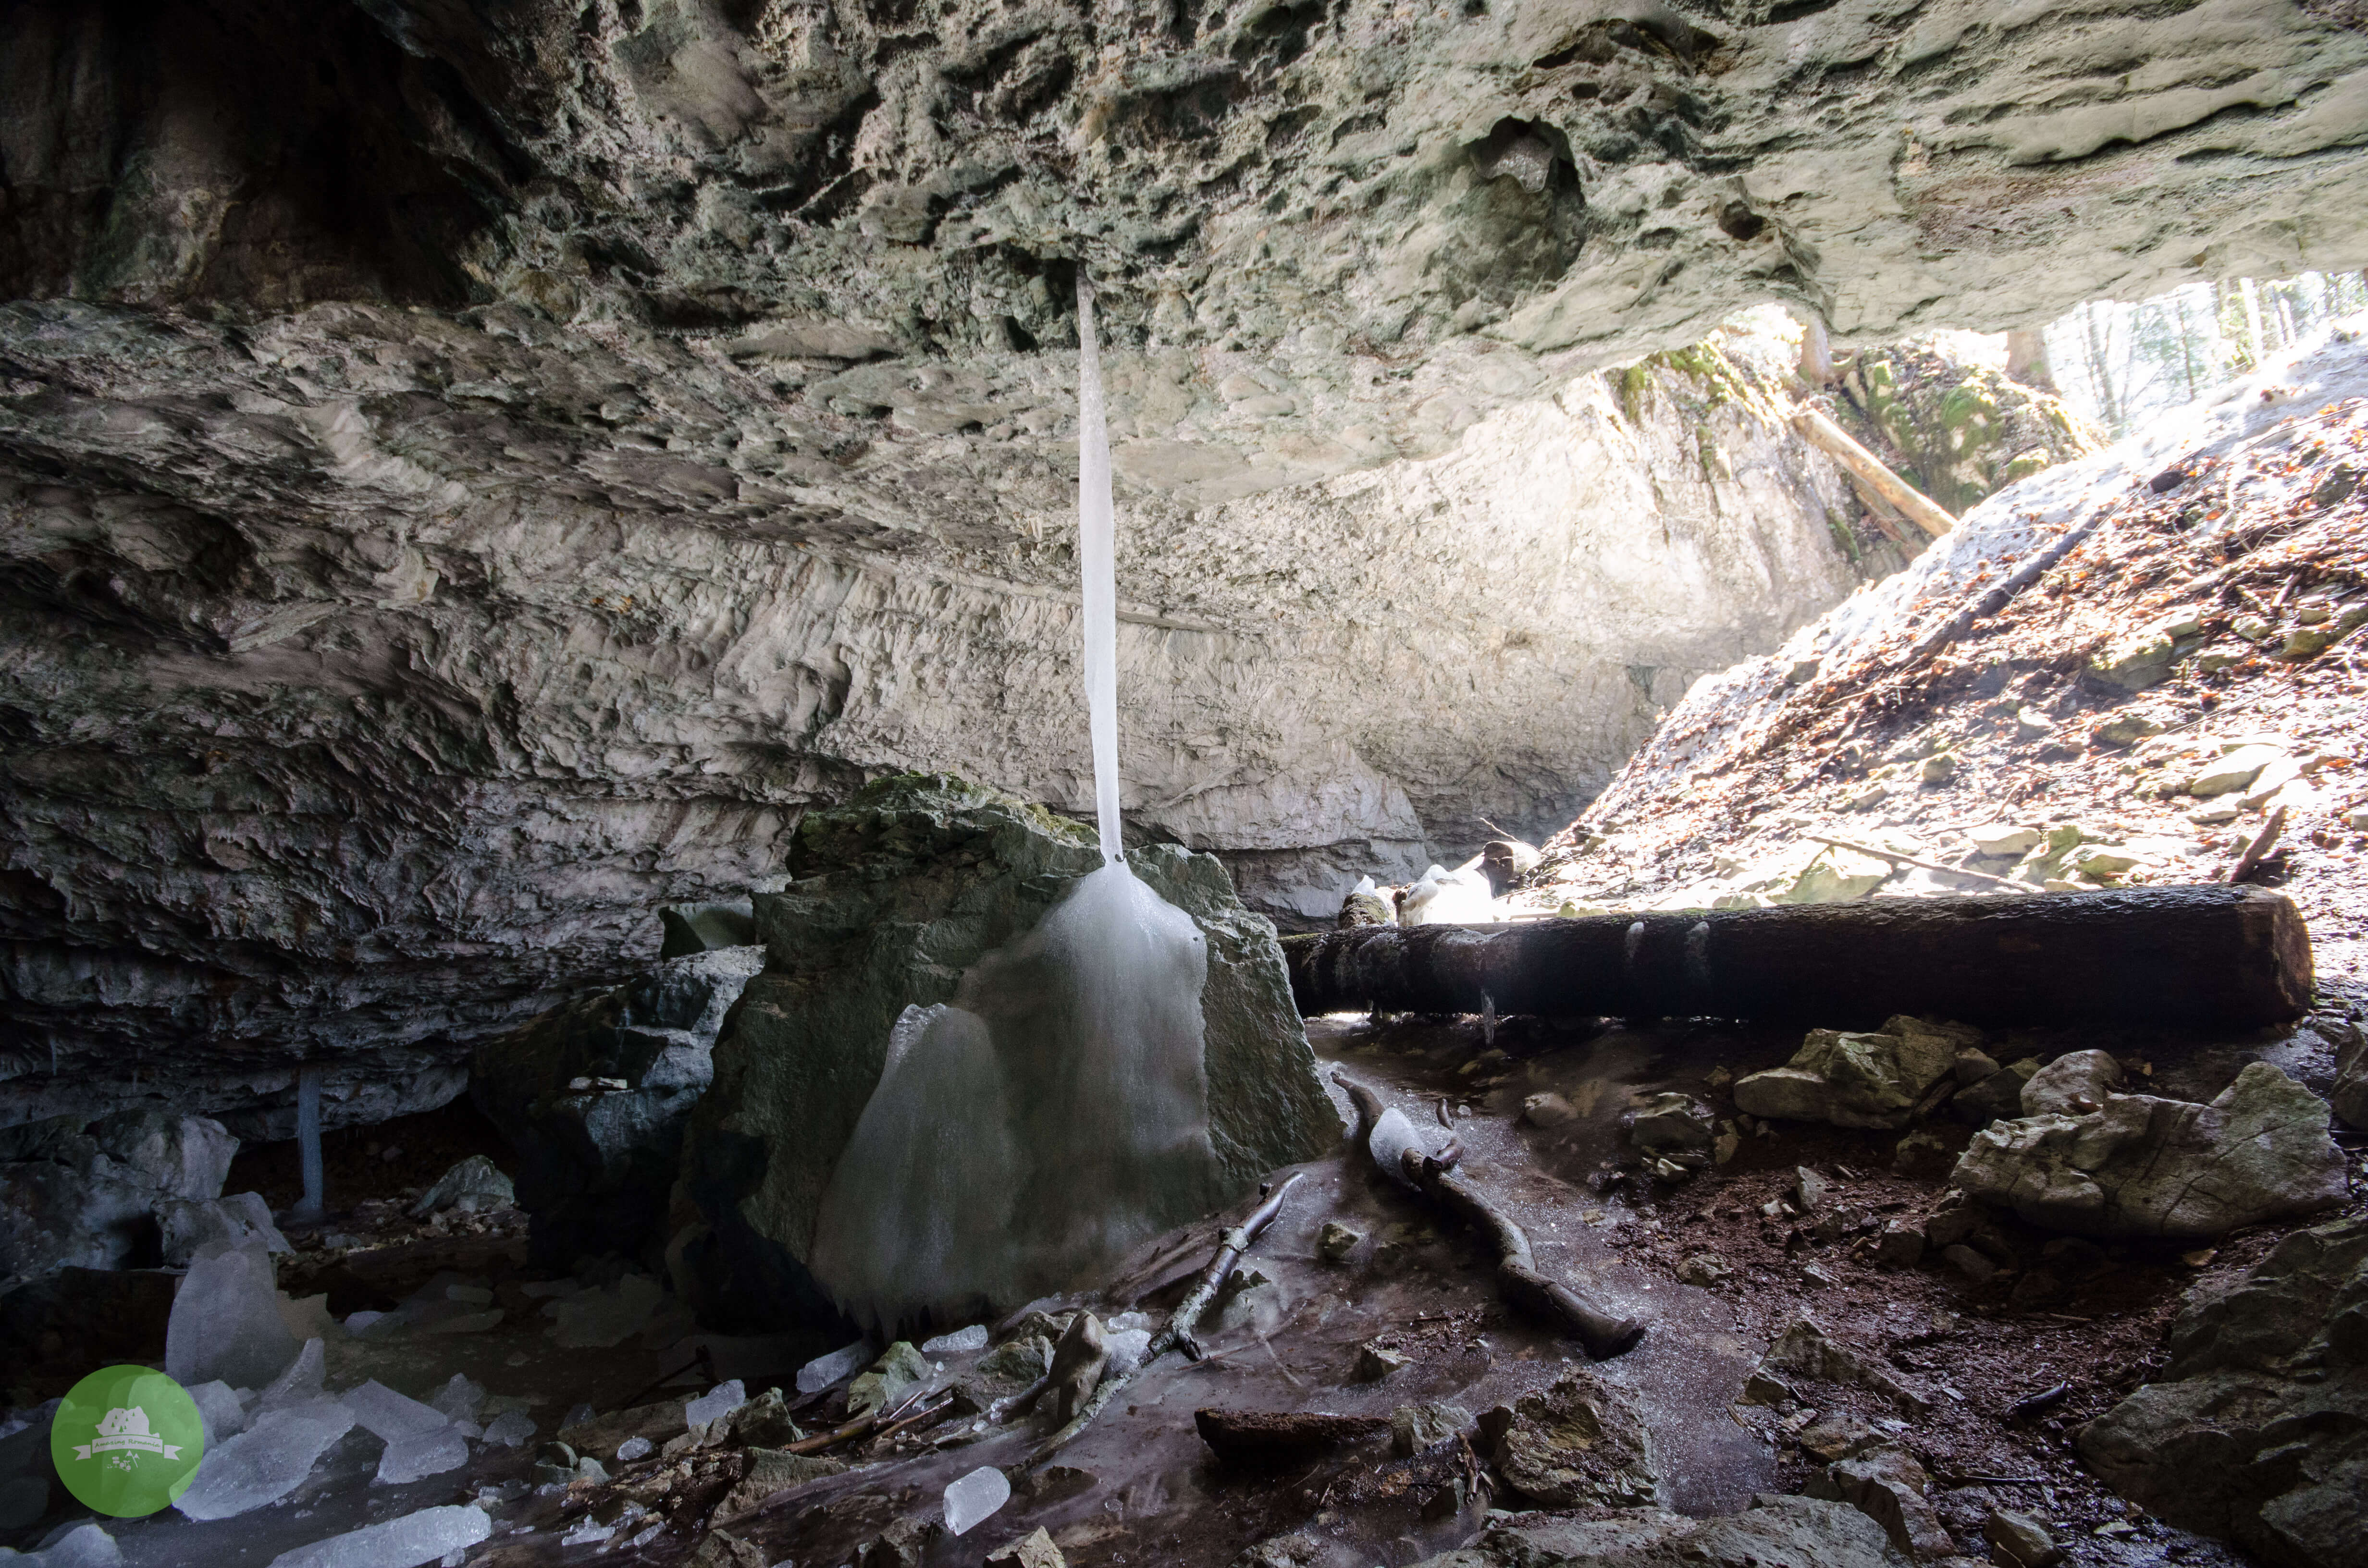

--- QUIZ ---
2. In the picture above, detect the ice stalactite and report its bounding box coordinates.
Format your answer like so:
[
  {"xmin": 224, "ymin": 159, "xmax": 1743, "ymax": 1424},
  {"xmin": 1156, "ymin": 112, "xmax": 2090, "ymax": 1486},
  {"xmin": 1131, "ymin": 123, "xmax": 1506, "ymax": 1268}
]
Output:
[
  {"xmin": 804, "ymin": 273, "xmax": 1222, "ymax": 1334},
  {"xmin": 295, "ymin": 1064, "xmax": 324, "ymax": 1217}
]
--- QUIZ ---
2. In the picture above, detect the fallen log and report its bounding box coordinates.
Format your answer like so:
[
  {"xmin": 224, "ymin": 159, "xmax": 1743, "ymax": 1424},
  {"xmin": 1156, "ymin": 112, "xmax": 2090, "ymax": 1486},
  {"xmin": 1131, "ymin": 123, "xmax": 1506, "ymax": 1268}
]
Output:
[
  {"xmin": 1194, "ymin": 1409, "xmax": 1390, "ymax": 1464},
  {"xmin": 1337, "ymin": 1075, "xmax": 1644, "ymax": 1360},
  {"xmin": 1281, "ymin": 886, "xmax": 2310, "ymax": 1030},
  {"xmin": 1791, "ymin": 405, "xmax": 1956, "ymax": 539}
]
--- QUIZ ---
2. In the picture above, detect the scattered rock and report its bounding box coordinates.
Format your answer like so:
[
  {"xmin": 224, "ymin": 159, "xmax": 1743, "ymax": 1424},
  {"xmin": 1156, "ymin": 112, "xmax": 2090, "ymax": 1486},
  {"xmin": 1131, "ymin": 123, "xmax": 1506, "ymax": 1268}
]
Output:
[
  {"xmin": 985, "ymin": 1528, "xmax": 1066, "ymax": 1568},
  {"xmin": 1522, "ymin": 1092, "xmax": 1579, "ymax": 1128},
  {"xmin": 2085, "ymin": 626, "xmax": 2176, "ymax": 692},
  {"xmin": 2093, "ymin": 712, "xmax": 2165, "ymax": 747},
  {"xmin": 856, "ymin": 1516, "xmax": 936, "ymax": 1568},
  {"xmin": 1951, "ymin": 1062, "xmax": 2348, "ymax": 1238},
  {"xmin": 1920, "ymin": 753, "xmax": 1959, "ymax": 784},
  {"xmin": 156, "ymin": 1193, "xmax": 289, "ymax": 1269},
  {"xmin": 557, "ymin": 1399, "xmax": 690, "ymax": 1462},
  {"xmin": 1876, "ymin": 1222, "xmax": 1926, "ymax": 1268},
  {"xmin": 1983, "ymin": 1508, "xmax": 2062, "ymax": 1567},
  {"xmin": 1195, "ymin": 1408, "xmax": 1390, "ymax": 1462},
  {"xmin": 1795, "ymin": 1166, "xmax": 1832, "ymax": 1212},
  {"xmin": 1630, "ymin": 1092, "xmax": 1715, "ymax": 1152},
  {"xmin": 1392, "ymin": 1401, "xmax": 1471, "ymax": 1457},
  {"xmin": 1744, "ymin": 1318, "xmax": 1931, "ymax": 1413},
  {"xmin": 1806, "ymin": 1444, "xmax": 1957, "ymax": 1559},
  {"xmin": 1950, "ymin": 1060, "xmax": 2038, "ymax": 1127},
  {"xmin": 2017, "ymin": 1050, "xmax": 2123, "ymax": 1116},
  {"xmin": 1318, "ymin": 1221, "xmax": 1364, "ymax": 1261},
  {"xmin": 1405, "ymin": 1494, "xmax": 1912, "ymax": 1568},
  {"xmin": 1965, "ymin": 824, "xmax": 2040, "ymax": 858},
  {"xmin": 1941, "ymin": 1244, "xmax": 1998, "ymax": 1282},
  {"xmin": 718, "ymin": 1447, "xmax": 847, "ymax": 1517},
  {"xmin": 848, "ymin": 1341, "xmax": 932, "ymax": 1419},
  {"xmin": 2331, "ymin": 1019, "xmax": 2367, "ymax": 1130},
  {"xmin": 690, "ymin": 1527, "xmax": 771, "ymax": 1568},
  {"xmin": 1483, "ymin": 1373, "xmax": 1657, "ymax": 1508},
  {"xmin": 1678, "ymin": 1252, "xmax": 1735, "ymax": 1288},
  {"xmin": 2012, "ymin": 708, "xmax": 2053, "ymax": 741},
  {"xmin": 1797, "ymin": 1412, "xmax": 1880, "ymax": 1463},
  {"xmin": 0, "ymin": 1111, "xmax": 239, "ymax": 1281},
  {"xmin": 1233, "ymin": 1532, "xmax": 1326, "ymax": 1568},
  {"xmin": 1891, "ymin": 1130, "xmax": 1950, "ymax": 1176},
  {"xmin": 1355, "ymin": 1343, "xmax": 1411, "ymax": 1382},
  {"xmin": 1735, "ymin": 1017, "xmax": 1977, "ymax": 1129},
  {"xmin": 1339, "ymin": 889, "xmax": 1396, "ymax": 928},
  {"xmin": 404, "ymin": 1155, "xmax": 514, "ymax": 1220},
  {"xmin": 2188, "ymin": 743, "xmax": 2283, "ymax": 797},
  {"xmin": 976, "ymin": 1335, "xmax": 1052, "ymax": 1387},
  {"xmin": 2081, "ymin": 1213, "xmax": 2367, "ymax": 1568}
]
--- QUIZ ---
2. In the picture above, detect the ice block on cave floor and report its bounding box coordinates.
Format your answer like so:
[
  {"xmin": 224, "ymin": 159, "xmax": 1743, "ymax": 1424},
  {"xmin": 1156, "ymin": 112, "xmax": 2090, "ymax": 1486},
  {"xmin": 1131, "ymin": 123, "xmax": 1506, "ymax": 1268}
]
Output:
[
  {"xmin": 481, "ymin": 1410, "xmax": 535, "ymax": 1448},
  {"xmin": 795, "ymin": 1340, "xmax": 872, "ymax": 1393},
  {"xmin": 22, "ymin": 1522, "xmax": 123, "ymax": 1567},
  {"xmin": 257, "ymin": 1339, "xmax": 325, "ymax": 1414},
  {"xmin": 166, "ymin": 1242, "xmax": 300, "ymax": 1392},
  {"xmin": 185, "ymin": 1380, "xmax": 247, "ymax": 1444},
  {"xmin": 1103, "ymin": 1327, "xmax": 1152, "ymax": 1377},
  {"xmin": 942, "ymin": 1465, "xmax": 1011, "ymax": 1536},
  {"xmin": 341, "ymin": 1381, "xmax": 446, "ymax": 1441},
  {"xmin": 263, "ymin": 1504, "xmax": 492, "ymax": 1568},
  {"xmin": 682, "ymin": 1380, "xmax": 744, "ymax": 1431},
  {"xmin": 373, "ymin": 1424, "xmax": 469, "ymax": 1486},
  {"xmin": 921, "ymin": 1324, "xmax": 989, "ymax": 1356},
  {"xmin": 428, "ymin": 1374, "xmax": 484, "ymax": 1427},
  {"xmin": 174, "ymin": 1397, "xmax": 357, "ymax": 1519}
]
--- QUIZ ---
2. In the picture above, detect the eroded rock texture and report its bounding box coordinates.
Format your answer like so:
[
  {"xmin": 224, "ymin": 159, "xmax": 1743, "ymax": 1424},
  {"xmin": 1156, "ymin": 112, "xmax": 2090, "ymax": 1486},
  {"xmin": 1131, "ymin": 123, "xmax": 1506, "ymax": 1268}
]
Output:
[{"xmin": 4, "ymin": 0, "xmax": 2365, "ymax": 1112}]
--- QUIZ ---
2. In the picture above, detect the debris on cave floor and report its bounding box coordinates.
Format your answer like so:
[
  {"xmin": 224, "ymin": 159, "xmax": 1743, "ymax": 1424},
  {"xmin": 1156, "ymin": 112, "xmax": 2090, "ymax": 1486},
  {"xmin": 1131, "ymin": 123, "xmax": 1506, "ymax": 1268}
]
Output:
[{"xmin": 1522, "ymin": 344, "xmax": 2368, "ymax": 994}]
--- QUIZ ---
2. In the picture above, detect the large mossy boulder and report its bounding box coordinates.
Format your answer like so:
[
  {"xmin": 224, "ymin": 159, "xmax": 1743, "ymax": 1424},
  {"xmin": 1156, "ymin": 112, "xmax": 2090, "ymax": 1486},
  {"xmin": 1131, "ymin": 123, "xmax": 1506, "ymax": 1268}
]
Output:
[{"xmin": 676, "ymin": 774, "xmax": 1339, "ymax": 1331}]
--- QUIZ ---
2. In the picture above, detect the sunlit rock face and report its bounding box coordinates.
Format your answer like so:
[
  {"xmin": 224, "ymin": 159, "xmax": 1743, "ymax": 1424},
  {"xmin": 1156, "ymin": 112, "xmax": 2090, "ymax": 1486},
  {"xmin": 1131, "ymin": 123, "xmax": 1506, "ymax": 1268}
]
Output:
[{"xmin": 3, "ymin": 0, "xmax": 2363, "ymax": 1114}]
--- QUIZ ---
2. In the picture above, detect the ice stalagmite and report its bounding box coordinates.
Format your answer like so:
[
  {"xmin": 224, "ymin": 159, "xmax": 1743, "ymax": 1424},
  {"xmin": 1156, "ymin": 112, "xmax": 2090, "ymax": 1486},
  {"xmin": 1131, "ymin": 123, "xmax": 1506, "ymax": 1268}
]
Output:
[{"xmin": 806, "ymin": 272, "xmax": 1222, "ymax": 1334}]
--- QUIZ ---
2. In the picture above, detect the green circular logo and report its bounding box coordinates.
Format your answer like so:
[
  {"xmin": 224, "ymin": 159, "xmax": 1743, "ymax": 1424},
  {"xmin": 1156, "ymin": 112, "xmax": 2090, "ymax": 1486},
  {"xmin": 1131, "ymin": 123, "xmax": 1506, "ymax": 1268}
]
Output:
[{"xmin": 49, "ymin": 1365, "xmax": 206, "ymax": 1517}]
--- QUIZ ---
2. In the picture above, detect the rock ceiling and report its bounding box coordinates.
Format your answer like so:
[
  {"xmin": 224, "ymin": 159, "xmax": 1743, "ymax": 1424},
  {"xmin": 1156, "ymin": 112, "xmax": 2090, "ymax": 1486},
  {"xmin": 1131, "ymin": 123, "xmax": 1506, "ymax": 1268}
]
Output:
[{"xmin": 2, "ymin": 0, "xmax": 2365, "ymax": 1115}]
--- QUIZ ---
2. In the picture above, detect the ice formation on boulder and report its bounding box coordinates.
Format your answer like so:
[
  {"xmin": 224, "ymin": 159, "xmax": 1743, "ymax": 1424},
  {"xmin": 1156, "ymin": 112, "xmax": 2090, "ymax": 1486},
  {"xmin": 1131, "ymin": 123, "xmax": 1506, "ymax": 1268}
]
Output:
[
  {"xmin": 165, "ymin": 1242, "xmax": 299, "ymax": 1392},
  {"xmin": 263, "ymin": 1504, "xmax": 492, "ymax": 1568},
  {"xmin": 809, "ymin": 863, "xmax": 1219, "ymax": 1333}
]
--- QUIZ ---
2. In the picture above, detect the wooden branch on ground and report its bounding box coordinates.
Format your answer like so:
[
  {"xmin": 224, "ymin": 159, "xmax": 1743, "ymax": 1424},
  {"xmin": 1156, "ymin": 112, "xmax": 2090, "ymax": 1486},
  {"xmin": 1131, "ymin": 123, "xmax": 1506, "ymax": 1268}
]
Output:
[
  {"xmin": 1801, "ymin": 833, "xmax": 2035, "ymax": 893},
  {"xmin": 1790, "ymin": 405, "xmax": 1956, "ymax": 539},
  {"xmin": 2227, "ymin": 805, "xmax": 2289, "ymax": 884},
  {"xmin": 1279, "ymin": 886, "xmax": 2312, "ymax": 1030},
  {"xmin": 1020, "ymin": 1172, "xmax": 1304, "ymax": 1468},
  {"xmin": 1335, "ymin": 1074, "xmax": 1644, "ymax": 1361}
]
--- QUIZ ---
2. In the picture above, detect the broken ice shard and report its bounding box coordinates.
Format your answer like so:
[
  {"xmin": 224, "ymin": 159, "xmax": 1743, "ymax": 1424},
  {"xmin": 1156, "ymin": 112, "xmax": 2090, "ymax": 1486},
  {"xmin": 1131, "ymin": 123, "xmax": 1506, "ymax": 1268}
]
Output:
[
  {"xmin": 921, "ymin": 1324, "xmax": 989, "ymax": 1356},
  {"xmin": 542, "ymin": 1272, "xmax": 662, "ymax": 1348},
  {"xmin": 795, "ymin": 1340, "xmax": 872, "ymax": 1394},
  {"xmin": 341, "ymin": 1380, "xmax": 445, "ymax": 1441},
  {"xmin": 481, "ymin": 1410, "xmax": 535, "ymax": 1448},
  {"xmin": 166, "ymin": 1241, "xmax": 300, "ymax": 1391},
  {"xmin": 942, "ymin": 1465, "xmax": 1011, "ymax": 1536},
  {"xmin": 174, "ymin": 1397, "xmax": 357, "ymax": 1519},
  {"xmin": 263, "ymin": 1504, "xmax": 492, "ymax": 1568},
  {"xmin": 24, "ymin": 1522, "xmax": 122, "ymax": 1567},
  {"xmin": 257, "ymin": 1338, "xmax": 325, "ymax": 1414},
  {"xmin": 374, "ymin": 1424, "xmax": 469, "ymax": 1486},
  {"xmin": 185, "ymin": 1380, "xmax": 247, "ymax": 1444},
  {"xmin": 429, "ymin": 1373, "xmax": 485, "ymax": 1426},
  {"xmin": 683, "ymin": 1379, "xmax": 745, "ymax": 1431}
]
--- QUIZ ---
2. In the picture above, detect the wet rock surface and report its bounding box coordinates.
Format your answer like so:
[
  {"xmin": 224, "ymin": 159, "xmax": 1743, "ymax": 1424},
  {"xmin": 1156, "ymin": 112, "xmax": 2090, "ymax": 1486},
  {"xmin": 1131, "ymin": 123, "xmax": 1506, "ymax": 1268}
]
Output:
[
  {"xmin": 1408, "ymin": 1494, "xmax": 1911, "ymax": 1568},
  {"xmin": 2080, "ymin": 1213, "xmax": 2368, "ymax": 1568},
  {"xmin": 0, "ymin": 1112, "xmax": 242, "ymax": 1284},
  {"xmin": 471, "ymin": 945, "xmax": 764, "ymax": 1268}
]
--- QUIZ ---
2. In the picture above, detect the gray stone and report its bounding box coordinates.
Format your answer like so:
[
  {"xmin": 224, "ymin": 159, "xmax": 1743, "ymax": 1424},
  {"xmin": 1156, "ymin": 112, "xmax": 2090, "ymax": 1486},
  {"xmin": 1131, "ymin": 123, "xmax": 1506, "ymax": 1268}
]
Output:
[
  {"xmin": 1951, "ymin": 1062, "xmax": 2348, "ymax": 1239},
  {"xmin": 1951, "ymin": 1060, "xmax": 2039, "ymax": 1127},
  {"xmin": 1805, "ymin": 1445, "xmax": 1957, "ymax": 1560},
  {"xmin": 1745, "ymin": 1318, "xmax": 1931, "ymax": 1414},
  {"xmin": 718, "ymin": 1447, "xmax": 846, "ymax": 1518},
  {"xmin": 678, "ymin": 775, "xmax": 1336, "ymax": 1329},
  {"xmin": 1232, "ymin": 1534, "xmax": 1326, "ymax": 1568},
  {"xmin": 1876, "ymin": 1222, "xmax": 1926, "ymax": 1269},
  {"xmin": 984, "ymin": 1529, "xmax": 1066, "ymax": 1568},
  {"xmin": 1629, "ymin": 1093, "xmax": 1715, "ymax": 1153},
  {"xmin": 1678, "ymin": 1252, "xmax": 1736, "ymax": 1288},
  {"xmin": 0, "ymin": 1112, "xmax": 238, "ymax": 1283},
  {"xmin": 1357, "ymin": 1344, "xmax": 1412, "ymax": 1383},
  {"xmin": 1735, "ymin": 1017, "xmax": 1978, "ymax": 1129},
  {"xmin": 406, "ymin": 1155, "xmax": 515, "ymax": 1219},
  {"xmin": 2081, "ymin": 1214, "xmax": 2367, "ymax": 1568},
  {"xmin": 1317, "ymin": 1221, "xmax": 1364, "ymax": 1261},
  {"xmin": 1408, "ymin": 1495, "xmax": 1912, "ymax": 1568},
  {"xmin": 2019, "ymin": 1050, "xmax": 2123, "ymax": 1116},
  {"xmin": 2084, "ymin": 628, "xmax": 2176, "ymax": 692},
  {"xmin": 1483, "ymin": 1373, "xmax": 1657, "ymax": 1509},
  {"xmin": 2331, "ymin": 1017, "xmax": 2368, "ymax": 1130},
  {"xmin": 1522, "ymin": 1093, "xmax": 1579, "ymax": 1128},
  {"xmin": 474, "ymin": 945, "xmax": 763, "ymax": 1266},
  {"xmin": 848, "ymin": 1341, "xmax": 932, "ymax": 1420},
  {"xmin": 1983, "ymin": 1510, "xmax": 2061, "ymax": 1568},
  {"xmin": 1391, "ymin": 1401, "xmax": 1470, "ymax": 1458}
]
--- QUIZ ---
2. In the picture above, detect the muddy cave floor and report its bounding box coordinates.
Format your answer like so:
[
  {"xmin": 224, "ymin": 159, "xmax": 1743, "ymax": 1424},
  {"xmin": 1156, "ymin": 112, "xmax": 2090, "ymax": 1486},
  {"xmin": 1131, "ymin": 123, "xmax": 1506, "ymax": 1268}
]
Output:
[{"xmin": 26, "ymin": 998, "xmax": 2367, "ymax": 1568}]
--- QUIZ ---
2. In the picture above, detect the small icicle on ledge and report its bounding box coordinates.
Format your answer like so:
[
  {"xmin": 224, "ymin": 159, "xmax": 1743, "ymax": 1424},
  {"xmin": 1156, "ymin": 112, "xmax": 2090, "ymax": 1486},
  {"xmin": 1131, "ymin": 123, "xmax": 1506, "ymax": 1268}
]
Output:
[{"xmin": 809, "ymin": 276, "xmax": 1224, "ymax": 1335}]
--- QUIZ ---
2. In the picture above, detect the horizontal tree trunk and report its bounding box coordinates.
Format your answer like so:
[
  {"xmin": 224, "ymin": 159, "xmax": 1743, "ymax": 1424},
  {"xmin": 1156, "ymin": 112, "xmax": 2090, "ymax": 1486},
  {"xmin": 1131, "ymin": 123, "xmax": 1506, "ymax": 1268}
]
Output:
[{"xmin": 1279, "ymin": 886, "xmax": 2312, "ymax": 1031}]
